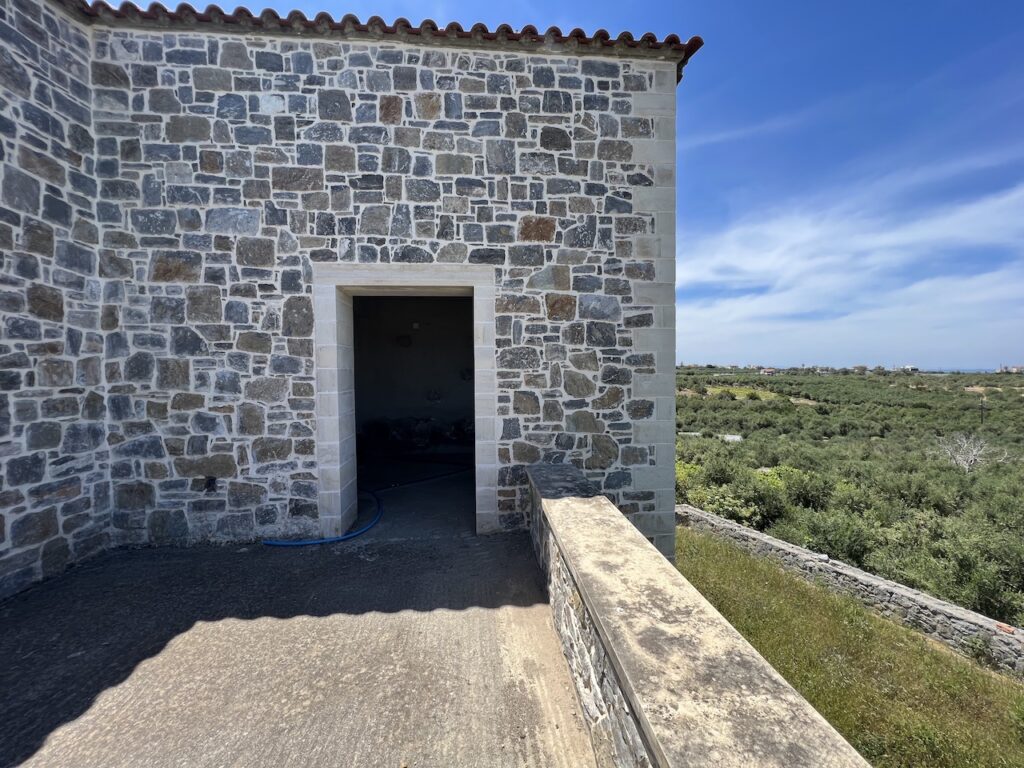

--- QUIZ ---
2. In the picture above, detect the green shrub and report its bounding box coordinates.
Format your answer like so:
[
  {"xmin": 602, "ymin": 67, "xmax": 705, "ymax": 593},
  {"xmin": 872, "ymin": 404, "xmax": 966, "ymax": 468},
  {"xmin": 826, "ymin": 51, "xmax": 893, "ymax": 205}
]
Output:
[
  {"xmin": 769, "ymin": 507, "xmax": 875, "ymax": 566},
  {"xmin": 674, "ymin": 366, "xmax": 1024, "ymax": 622},
  {"xmin": 687, "ymin": 485, "xmax": 757, "ymax": 524},
  {"xmin": 831, "ymin": 480, "xmax": 873, "ymax": 516},
  {"xmin": 769, "ymin": 465, "xmax": 834, "ymax": 510},
  {"xmin": 729, "ymin": 469, "xmax": 787, "ymax": 529},
  {"xmin": 674, "ymin": 461, "xmax": 701, "ymax": 504},
  {"xmin": 700, "ymin": 453, "xmax": 736, "ymax": 486}
]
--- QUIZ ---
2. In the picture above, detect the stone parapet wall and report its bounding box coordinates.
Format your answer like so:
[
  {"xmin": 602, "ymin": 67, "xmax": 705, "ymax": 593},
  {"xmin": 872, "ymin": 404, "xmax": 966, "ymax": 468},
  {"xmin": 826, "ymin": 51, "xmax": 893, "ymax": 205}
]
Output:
[
  {"xmin": 531, "ymin": 472, "xmax": 653, "ymax": 766},
  {"xmin": 529, "ymin": 465, "xmax": 870, "ymax": 768},
  {"xmin": 539, "ymin": 520, "xmax": 652, "ymax": 765},
  {"xmin": 680, "ymin": 505, "xmax": 1024, "ymax": 676}
]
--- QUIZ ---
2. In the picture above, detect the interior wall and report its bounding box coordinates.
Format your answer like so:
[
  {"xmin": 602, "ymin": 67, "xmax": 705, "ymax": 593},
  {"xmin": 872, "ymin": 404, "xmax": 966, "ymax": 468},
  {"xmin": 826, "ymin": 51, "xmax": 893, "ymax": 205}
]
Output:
[{"xmin": 353, "ymin": 296, "xmax": 473, "ymax": 457}]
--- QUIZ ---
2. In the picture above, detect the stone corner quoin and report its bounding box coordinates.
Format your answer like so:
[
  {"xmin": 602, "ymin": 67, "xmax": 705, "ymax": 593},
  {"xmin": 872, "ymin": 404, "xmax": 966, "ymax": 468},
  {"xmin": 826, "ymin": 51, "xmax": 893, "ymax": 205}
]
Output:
[{"xmin": 0, "ymin": 0, "xmax": 685, "ymax": 598}]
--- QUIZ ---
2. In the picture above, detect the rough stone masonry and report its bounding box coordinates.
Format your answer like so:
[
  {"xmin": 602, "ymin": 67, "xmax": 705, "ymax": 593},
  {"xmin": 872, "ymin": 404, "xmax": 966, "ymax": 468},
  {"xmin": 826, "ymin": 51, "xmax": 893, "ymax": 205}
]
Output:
[{"xmin": 0, "ymin": 0, "xmax": 699, "ymax": 597}]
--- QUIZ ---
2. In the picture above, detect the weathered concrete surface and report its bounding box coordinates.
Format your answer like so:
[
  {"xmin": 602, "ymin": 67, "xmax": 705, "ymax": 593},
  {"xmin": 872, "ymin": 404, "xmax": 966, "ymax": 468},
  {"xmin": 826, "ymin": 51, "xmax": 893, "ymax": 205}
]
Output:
[
  {"xmin": 527, "ymin": 465, "xmax": 870, "ymax": 768},
  {"xmin": 0, "ymin": 474, "xmax": 595, "ymax": 768}
]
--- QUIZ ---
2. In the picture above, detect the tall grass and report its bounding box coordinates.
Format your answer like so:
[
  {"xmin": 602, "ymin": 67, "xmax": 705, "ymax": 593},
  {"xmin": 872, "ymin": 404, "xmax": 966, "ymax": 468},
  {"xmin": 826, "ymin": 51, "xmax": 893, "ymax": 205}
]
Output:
[{"xmin": 677, "ymin": 526, "xmax": 1024, "ymax": 768}]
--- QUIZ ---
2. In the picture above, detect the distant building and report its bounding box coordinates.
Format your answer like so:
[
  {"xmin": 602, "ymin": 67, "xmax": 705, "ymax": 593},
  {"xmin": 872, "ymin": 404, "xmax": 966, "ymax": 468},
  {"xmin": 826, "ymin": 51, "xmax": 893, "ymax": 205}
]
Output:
[
  {"xmin": 999, "ymin": 365, "xmax": 1024, "ymax": 374},
  {"xmin": 759, "ymin": 367, "xmax": 777, "ymax": 376}
]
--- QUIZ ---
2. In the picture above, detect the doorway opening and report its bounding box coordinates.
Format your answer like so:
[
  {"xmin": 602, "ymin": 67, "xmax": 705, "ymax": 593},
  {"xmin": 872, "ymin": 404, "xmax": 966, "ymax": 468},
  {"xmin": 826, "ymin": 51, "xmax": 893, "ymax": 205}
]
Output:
[
  {"xmin": 312, "ymin": 264, "xmax": 499, "ymax": 538},
  {"xmin": 352, "ymin": 296, "xmax": 476, "ymax": 535}
]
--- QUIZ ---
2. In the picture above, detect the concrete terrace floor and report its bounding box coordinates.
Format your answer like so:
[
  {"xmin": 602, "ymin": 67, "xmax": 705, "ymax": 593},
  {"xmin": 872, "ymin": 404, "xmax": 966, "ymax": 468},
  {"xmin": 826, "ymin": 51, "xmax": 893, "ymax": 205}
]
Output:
[{"xmin": 0, "ymin": 468, "xmax": 596, "ymax": 768}]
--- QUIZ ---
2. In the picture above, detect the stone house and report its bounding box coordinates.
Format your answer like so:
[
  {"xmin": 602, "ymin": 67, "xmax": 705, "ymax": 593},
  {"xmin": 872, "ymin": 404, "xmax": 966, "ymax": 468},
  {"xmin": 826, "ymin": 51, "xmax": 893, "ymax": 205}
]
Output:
[{"xmin": 0, "ymin": 0, "xmax": 701, "ymax": 598}]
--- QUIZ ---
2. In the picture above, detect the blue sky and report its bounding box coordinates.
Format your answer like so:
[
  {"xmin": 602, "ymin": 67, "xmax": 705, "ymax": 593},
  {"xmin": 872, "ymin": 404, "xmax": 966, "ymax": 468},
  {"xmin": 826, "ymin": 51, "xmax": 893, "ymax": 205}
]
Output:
[{"xmin": 271, "ymin": 1, "xmax": 1024, "ymax": 369}]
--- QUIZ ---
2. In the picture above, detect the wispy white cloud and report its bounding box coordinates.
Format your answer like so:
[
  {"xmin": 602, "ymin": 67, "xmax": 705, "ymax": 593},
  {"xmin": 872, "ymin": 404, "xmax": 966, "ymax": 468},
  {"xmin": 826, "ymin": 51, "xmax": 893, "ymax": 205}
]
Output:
[
  {"xmin": 678, "ymin": 111, "xmax": 811, "ymax": 151},
  {"xmin": 677, "ymin": 91, "xmax": 864, "ymax": 152},
  {"xmin": 676, "ymin": 148, "xmax": 1024, "ymax": 368}
]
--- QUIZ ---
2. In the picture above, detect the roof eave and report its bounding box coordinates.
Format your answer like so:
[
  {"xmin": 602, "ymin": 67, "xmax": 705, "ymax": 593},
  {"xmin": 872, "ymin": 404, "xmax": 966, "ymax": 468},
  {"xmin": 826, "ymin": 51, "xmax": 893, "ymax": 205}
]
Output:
[{"xmin": 59, "ymin": 0, "xmax": 701, "ymax": 77}]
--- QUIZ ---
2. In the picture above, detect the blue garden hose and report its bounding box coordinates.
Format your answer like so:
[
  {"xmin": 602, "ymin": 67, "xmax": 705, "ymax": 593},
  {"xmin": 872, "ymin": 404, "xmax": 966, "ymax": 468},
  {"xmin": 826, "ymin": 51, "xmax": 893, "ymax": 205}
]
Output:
[{"xmin": 261, "ymin": 466, "xmax": 472, "ymax": 547}]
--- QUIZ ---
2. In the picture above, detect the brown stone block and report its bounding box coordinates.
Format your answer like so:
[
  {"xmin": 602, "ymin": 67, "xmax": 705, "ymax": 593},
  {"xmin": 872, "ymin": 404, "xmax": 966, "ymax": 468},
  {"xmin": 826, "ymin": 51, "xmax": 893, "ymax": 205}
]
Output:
[
  {"xmin": 325, "ymin": 145, "xmax": 356, "ymax": 172},
  {"xmin": 252, "ymin": 437, "xmax": 292, "ymax": 463},
  {"xmin": 237, "ymin": 402, "xmax": 265, "ymax": 435},
  {"xmin": 545, "ymin": 293, "xmax": 577, "ymax": 321},
  {"xmin": 414, "ymin": 92, "xmax": 441, "ymax": 120},
  {"xmin": 156, "ymin": 358, "xmax": 190, "ymax": 390},
  {"xmin": 186, "ymin": 285, "xmax": 222, "ymax": 323},
  {"xmin": 150, "ymin": 250, "xmax": 202, "ymax": 282},
  {"xmin": 236, "ymin": 237, "xmax": 275, "ymax": 267},
  {"xmin": 592, "ymin": 386, "xmax": 624, "ymax": 409},
  {"xmin": 272, "ymin": 166, "xmax": 324, "ymax": 192},
  {"xmin": 174, "ymin": 454, "xmax": 237, "ymax": 478},
  {"xmin": 237, "ymin": 331, "xmax": 272, "ymax": 354},
  {"xmin": 513, "ymin": 441, "xmax": 541, "ymax": 463},
  {"xmin": 115, "ymin": 481, "xmax": 155, "ymax": 511},
  {"xmin": 167, "ymin": 115, "xmax": 211, "ymax": 143},
  {"xmin": 496, "ymin": 295, "xmax": 541, "ymax": 314},
  {"xmin": 513, "ymin": 391, "xmax": 540, "ymax": 415},
  {"xmin": 11, "ymin": 508, "xmax": 58, "ymax": 548},
  {"xmin": 26, "ymin": 284, "xmax": 63, "ymax": 322},
  {"xmin": 171, "ymin": 393, "xmax": 205, "ymax": 411},
  {"xmin": 584, "ymin": 434, "xmax": 619, "ymax": 469},
  {"xmin": 518, "ymin": 215, "xmax": 556, "ymax": 242}
]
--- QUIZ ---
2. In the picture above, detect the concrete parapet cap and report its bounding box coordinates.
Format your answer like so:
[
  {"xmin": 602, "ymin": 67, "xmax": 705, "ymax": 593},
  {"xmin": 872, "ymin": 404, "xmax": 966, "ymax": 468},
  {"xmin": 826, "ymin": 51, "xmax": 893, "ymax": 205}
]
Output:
[{"xmin": 529, "ymin": 465, "xmax": 869, "ymax": 768}]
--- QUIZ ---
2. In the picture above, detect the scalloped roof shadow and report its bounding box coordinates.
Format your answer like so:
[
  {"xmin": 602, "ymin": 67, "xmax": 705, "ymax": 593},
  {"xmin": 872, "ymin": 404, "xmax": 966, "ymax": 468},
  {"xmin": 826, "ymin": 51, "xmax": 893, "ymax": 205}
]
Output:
[{"xmin": 59, "ymin": 1, "xmax": 703, "ymax": 77}]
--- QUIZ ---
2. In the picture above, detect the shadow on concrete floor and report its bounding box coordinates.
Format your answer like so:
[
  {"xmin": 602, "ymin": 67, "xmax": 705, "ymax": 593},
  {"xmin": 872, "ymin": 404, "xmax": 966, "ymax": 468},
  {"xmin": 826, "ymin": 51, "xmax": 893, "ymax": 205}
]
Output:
[{"xmin": 0, "ymin": 472, "xmax": 583, "ymax": 768}]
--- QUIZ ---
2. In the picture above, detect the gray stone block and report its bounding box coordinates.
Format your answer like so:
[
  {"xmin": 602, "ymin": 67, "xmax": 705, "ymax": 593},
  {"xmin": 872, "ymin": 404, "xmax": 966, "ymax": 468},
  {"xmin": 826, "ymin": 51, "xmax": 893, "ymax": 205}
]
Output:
[
  {"xmin": 204, "ymin": 208, "xmax": 260, "ymax": 235},
  {"xmin": 318, "ymin": 90, "xmax": 352, "ymax": 121}
]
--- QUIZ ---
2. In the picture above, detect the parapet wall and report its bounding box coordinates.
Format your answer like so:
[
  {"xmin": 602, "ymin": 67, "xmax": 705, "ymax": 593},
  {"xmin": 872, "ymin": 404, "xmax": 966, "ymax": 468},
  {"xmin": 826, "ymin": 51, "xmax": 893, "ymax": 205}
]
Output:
[
  {"xmin": 680, "ymin": 504, "xmax": 1024, "ymax": 677},
  {"xmin": 528, "ymin": 464, "xmax": 869, "ymax": 768}
]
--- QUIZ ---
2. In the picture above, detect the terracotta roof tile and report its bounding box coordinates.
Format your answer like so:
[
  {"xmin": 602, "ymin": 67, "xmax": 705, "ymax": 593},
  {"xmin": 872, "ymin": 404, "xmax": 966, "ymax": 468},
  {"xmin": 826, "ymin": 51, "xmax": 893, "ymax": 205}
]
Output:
[{"xmin": 60, "ymin": 1, "xmax": 703, "ymax": 72}]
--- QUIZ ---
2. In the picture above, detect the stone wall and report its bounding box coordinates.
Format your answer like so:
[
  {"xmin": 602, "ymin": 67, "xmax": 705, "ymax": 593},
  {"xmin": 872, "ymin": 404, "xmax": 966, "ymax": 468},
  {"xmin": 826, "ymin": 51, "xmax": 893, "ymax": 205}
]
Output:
[
  {"xmin": 539, "ymin": 517, "xmax": 653, "ymax": 766},
  {"xmin": 529, "ymin": 466, "xmax": 658, "ymax": 766},
  {"xmin": 0, "ymin": 0, "xmax": 109, "ymax": 598},
  {"xmin": 87, "ymin": 24, "xmax": 679, "ymax": 544},
  {"xmin": 529, "ymin": 465, "xmax": 870, "ymax": 768},
  {"xmin": 680, "ymin": 505, "xmax": 1024, "ymax": 677},
  {"xmin": 1, "ymin": 0, "xmax": 680, "ymax": 598}
]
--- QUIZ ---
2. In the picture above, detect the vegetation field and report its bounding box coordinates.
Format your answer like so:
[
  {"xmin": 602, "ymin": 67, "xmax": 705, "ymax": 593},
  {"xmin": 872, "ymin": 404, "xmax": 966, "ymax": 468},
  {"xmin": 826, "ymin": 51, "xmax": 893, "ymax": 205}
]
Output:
[
  {"xmin": 676, "ymin": 527, "xmax": 1024, "ymax": 768},
  {"xmin": 675, "ymin": 366, "xmax": 1024, "ymax": 624}
]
